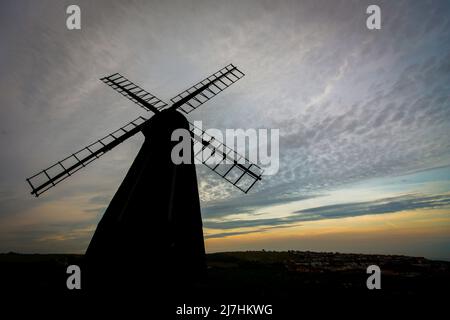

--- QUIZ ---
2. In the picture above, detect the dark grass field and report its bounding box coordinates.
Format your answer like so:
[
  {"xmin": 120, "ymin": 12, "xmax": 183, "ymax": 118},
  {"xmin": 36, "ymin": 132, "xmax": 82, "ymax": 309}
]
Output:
[{"xmin": 1, "ymin": 251, "xmax": 449, "ymax": 315}]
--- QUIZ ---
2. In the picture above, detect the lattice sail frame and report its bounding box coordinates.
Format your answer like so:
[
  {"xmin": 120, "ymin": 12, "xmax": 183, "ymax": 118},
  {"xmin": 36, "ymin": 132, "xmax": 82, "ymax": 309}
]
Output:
[
  {"xmin": 170, "ymin": 64, "xmax": 245, "ymax": 114},
  {"xmin": 26, "ymin": 64, "xmax": 263, "ymax": 197},
  {"xmin": 101, "ymin": 73, "xmax": 167, "ymax": 112},
  {"xmin": 26, "ymin": 116, "xmax": 148, "ymax": 197},
  {"xmin": 188, "ymin": 122, "xmax": 263, "ymax": 193}
]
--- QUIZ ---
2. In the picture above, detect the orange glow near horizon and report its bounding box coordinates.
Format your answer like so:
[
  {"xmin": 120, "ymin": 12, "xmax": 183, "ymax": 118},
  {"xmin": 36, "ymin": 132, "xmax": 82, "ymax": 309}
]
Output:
[{"xmin": 204, "ymin": 208, "xmax": 450, "ymax": 259}]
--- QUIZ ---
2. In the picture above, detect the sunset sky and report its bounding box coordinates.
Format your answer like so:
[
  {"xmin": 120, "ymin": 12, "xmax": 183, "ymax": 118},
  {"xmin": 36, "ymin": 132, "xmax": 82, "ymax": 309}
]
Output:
[{"xmin": 1, "ymin": 0, "xmax": 449, "ymax": 260}]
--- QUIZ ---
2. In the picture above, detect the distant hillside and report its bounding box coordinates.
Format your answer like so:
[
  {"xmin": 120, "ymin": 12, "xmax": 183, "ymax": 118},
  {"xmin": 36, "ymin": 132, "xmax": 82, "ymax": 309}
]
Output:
[{"xmin": 1, "ymin": 250, "xmax": 449, "ymax": 302}]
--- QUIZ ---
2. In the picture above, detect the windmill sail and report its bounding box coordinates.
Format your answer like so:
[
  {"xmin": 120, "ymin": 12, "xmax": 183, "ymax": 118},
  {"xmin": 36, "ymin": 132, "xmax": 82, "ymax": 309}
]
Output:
[
  {"xmin": 26, "ymin": 116, "xmax": 148, "ymax": 197},
  {"xmin": 101, "ymin": 73, "xmax": 167, "ymax": 113},
  {"xmin": 189, "ymin": 122, "xmax": 263, "ymax": 193},
  {"xmin": 27, "ymin": 64, "xmax": 261, "ymax": 196},
  {"xmin": 170, "ymin": 64, "xmax": 245, "ymax": 114}
]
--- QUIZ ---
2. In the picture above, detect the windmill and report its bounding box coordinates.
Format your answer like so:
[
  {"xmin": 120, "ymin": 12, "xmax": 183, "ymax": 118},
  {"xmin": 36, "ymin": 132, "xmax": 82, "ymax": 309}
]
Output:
[{"xmin": 26, "ymin": 64, "xmax": 263, "ymax": 291}]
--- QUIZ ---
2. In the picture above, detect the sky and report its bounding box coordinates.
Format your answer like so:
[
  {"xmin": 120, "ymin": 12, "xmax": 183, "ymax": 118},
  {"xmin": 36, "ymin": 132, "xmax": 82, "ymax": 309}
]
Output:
[{"xmin": 0, "ymin": 0, "xmax": 449, "ymax": 260}]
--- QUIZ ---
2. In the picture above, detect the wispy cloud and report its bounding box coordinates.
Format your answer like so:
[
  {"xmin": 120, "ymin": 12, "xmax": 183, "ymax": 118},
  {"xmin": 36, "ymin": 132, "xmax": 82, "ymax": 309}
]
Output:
[
  {"xmin": 204, "ymin": 193, "xmax": 450, "ymax": 232},
  {"xmin": 0, "ymin": 0, "xmax": 449, "ymax": 252}
]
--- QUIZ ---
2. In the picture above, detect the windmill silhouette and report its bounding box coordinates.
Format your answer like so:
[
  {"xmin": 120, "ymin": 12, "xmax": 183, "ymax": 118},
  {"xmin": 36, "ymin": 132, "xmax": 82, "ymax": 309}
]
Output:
[{"xmin": 26, "ymin": 64, "xmax": 263, "ymax": 292}]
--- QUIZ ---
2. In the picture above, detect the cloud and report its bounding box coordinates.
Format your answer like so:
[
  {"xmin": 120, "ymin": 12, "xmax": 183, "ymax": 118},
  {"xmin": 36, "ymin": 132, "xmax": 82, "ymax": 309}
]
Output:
[
  {"xmin": 202, "ymin": 187, "xmax": 319, "ymax": 218},
  {"xmin": 204, "ymin": 224, "xmax": 297, "ymax": 239},
  {"xmin": 0, "ymin": 0, "xmax": 449, "ymax": 251},
  {"xmin": 204, "ymin": 193, "xmax": 450, "ymax": 232},
  {"xmin": 293, "ymin": 193, "xmax": 450, "ymax": 219}
]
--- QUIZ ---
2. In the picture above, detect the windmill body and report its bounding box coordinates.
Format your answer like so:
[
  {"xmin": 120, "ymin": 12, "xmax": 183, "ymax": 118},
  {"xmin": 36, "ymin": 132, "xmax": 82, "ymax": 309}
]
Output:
[
  {"xmin": 26, "ymin": 64, "xmax": 263, "ymax": 292},
  {"xmin": 86, "ymin": 109, "xmax": 205, "ymax": 291}
]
